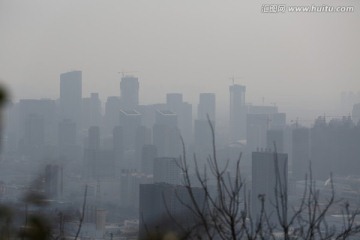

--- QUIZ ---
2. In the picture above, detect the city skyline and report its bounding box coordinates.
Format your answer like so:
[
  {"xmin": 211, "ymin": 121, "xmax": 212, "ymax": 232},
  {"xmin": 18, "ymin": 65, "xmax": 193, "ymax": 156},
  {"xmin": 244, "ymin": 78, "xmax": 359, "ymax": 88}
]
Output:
[{"xmin": 1, "ymin": 0, "xmax": 359, "ymax": 123}]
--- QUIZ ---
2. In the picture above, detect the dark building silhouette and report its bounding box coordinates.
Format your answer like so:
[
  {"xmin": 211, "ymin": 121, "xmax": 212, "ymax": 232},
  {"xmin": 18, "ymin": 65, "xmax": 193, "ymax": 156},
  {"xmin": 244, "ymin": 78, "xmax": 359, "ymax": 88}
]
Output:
[
  {"xmin": 252, "ymin": 151, "xmax": 288, "ymax": 225},
  {"xmin": 229, "ymin": 84, "xmax": 246, "ymax": 142},
  {"xmin": 310, "ymin": 116, "xmax": 360, "ymax": 179},
  {"xmin": 120, "ymin": 75, "xmax": 139, "ymax": 110},
  {"xmin": 198, "ymin": 93, "xmax": 216, "ymax": 122},
  {"xmin": 59, "ymin": 71, "xmax": 82, "ymax": 126},
  {"xmin": 353, "ymin": 103, "xmax": 360, "ymax": 125},
  {"xmin": 153, "ymin": 110, "xmax": 180, "ymax": 158},
  {"xmin": 266, "ymin": 129, "xmax": 284, "ymax": 153},
  {"xmin": 135, "ymin": 126, "xmax": 151, "ymax": 169},
  {"xmin": 139, "ymin": 183, "xmax": 204, "ymax": 239},
  {"xmin": 82, "ymin": 93, "xmax": 102, "ymax": 131},
  {"xmin": 103, "ymin": 96, "xmax": 121, "ymax": 136},
  {"xmin": 141, "ymin": 144, "xmax": 157, "ymax": 175},
  {"xmin": 247, "ymin": 111, "xmax": 286, "ymax": 153},
  {"xmin": 119, "ymin": 109, "xmax": 142, "ymax": 151},
  {"xmin": 153, "ymin": 157, "xmax": 180, "ymax": 185},
  {"xmin": 166, "ymin": 93, "xmax": 192, "ymax": 145},
  {"xmin": 58, "ymin": 119, "xmax": 80, "ymax": 162},
  {"xmin": 112, "ymin": 126, "xmax": 124, "ymax": 172},
  {"xmin": 45, "ymin": 164, "xmax": 63, "ymax": 199},
  {"xmin": 292, "ymin": 127, "xmax": 310, "ymax": 180},
  {"xmin": 194, "ymin": 119, "xmax": 213, "ymax": 159}
]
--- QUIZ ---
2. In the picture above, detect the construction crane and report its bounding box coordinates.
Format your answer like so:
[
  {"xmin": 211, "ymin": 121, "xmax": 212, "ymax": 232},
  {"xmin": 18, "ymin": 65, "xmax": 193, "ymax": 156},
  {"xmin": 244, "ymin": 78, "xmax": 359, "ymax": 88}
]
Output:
[{"xmin": 229, "ymin": 75, "xmax": 242, "ymax": 85}]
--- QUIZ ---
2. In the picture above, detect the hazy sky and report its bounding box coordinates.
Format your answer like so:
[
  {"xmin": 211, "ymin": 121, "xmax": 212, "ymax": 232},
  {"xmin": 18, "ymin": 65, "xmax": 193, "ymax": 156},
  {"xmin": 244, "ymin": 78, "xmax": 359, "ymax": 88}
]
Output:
[{"xmin": 1, "ymin": 0, "xmax": 359, "ymax": 122}]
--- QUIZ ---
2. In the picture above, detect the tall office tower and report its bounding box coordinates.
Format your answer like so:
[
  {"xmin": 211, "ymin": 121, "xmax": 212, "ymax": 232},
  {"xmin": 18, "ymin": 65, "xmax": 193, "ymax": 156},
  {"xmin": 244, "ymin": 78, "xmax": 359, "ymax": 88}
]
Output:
[
  {"xmin": 45, "ymin": 164, "xmax": 62, "ymax": 199},
  {"xmin": 135, "ymin": 126, "xmax": 152, "ymax": 168},
  {"xmin": 59, "ymin": 71, "xmax": 82, "ymax": 125},
  {"xmin": 120, "ymin": 75, "xmax": 139, "ymax": 110},
  {"xmin": 153, "ymin": 110, "xmax": 180, "ymax": 158},
  {"xmin": 353, "ymin": 103, "xmax": 360, "ymax": 125},
  {"xmin": 247, "ymin": 112, "xmax": 286, "ymax": 153},
  {"xmin": 58, "ymin": 119, "xmax": 80, "ymax": 162},
  {"xmin": 153, "ymin": 157, "xmax": 180, "ymax": 185},
  {"xmin": 103, "ymin": 96, "xmax": 121, "ymax": 136},
  {"xmin": 85, "ymin": 126, "xmax": 116, "ymax": 179},
  {"xmin": 229, "ymin": 84, "xmax": 246, "ymax": 142},
  {"xmin": 120, "ymin": 170, "xmax": 152, "ymax": 209},
  {"xmin": 88, "ymin": 126, "xmax": 100, "ymax": 150},
  {"xmin": 266, "ymin": 129, "xmax": 284, "ymax": 153},
  {"xmin": 166, "ymin": 93, "xmax": 193, "ymax": 145},
  {"xmin": 310, "ymin": 116, "xmax": 360, "ymax": 179},
  {"xmin": 141, "ymin": 144, "xmax": 158, "ymax": 174},
  {"xmin": 198, "ymin": 93, "xmax": 216, "ymax": 122},
  {"xmin": 58, "ymin": 119, "xmax": 76, "ymax": 146},
  {"xmin": 119, "ymin": 109, "xmax": 142, "ymax": 151},
  {"xmin": 194, "ymin": 119, "xmax": 213, "ymax": 159},
  {"xmin": 112, "ymin": 126, "xmax": 124, "ymax": 171},
  {"xmin": 22, "ymin": 113, "xmax": 45, "ymax": 158},
  {"xmin": 139, "ymin": 183, "xmax": 204, "ymax": 239},
  {"xmin": 292, "ymin": 127, "xmax": 310, "ymax": 180},
  {"xmin": 82, "ymin": 93, "xmax": 102, "ymax": 131},
  {"xmin": 252, "ymin": 151, "xmax": 288, "ymax": 224},
  {"xmin": 17, "ymin": 99, "xmax": 57, "ymax": 146}
]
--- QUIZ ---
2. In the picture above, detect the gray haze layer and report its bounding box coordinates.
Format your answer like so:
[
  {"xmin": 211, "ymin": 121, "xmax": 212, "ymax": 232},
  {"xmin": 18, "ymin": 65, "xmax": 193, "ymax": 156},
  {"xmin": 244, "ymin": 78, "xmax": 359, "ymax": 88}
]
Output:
[{"xmin": 1, "ymin": 0, "xmax": 360, "ymax": 122}]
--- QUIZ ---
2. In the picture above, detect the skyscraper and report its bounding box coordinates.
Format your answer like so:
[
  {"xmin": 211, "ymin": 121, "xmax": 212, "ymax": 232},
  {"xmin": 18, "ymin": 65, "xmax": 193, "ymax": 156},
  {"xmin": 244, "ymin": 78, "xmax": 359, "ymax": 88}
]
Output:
[
  {"xmin": 166, "ymin": 93, "xmax": 192, "ymax": 145},
  {"xmin": 252, "ymin": 151, "xmax": 288, "ymax": 224},
  {"xmin": 198, "ymin": 93, "xmax": 216, "ymax": 122},
  {"xmin": 153, "ymin": 110, "xmax": 180, "ymax": 157},
  {"xmin": 153, "ymin": 157, "xmax": 180, "ymax": 185},
  {"xmin": 120, "ymin": 75, "xmax": 139, "ymax": 110},
  {"xmin": 139, "ymin": 183, "xmax": 204, "ymax": 239},
  {"xmin": 82, "ymin": 93, "xmax": 102, "ymax": 130},
  {"xmin": 292, "ymin": 127, "xmax": 310, "ymax": 180},
  {"xmin": 229, "ymin": 84, "xmax": 246, "ymax": 142},
  {"xmin": 104, "ymin": 96, "xmax": 121, "ymax": 136},
  {"xmin": 119, "ymin": 109, "xmax": 142, "ymax": 150},
  {"xmin": 59, "ymin": 71, "xmax": 82, "ymax": 125}
]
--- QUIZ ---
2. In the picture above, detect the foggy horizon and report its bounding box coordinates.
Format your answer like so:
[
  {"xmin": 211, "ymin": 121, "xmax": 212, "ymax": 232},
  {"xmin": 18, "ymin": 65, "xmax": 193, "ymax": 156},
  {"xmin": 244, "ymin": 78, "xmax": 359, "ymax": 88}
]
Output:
[{"xmin": 1, "ymin": 0, "xmax": 360, "ymax": 123}]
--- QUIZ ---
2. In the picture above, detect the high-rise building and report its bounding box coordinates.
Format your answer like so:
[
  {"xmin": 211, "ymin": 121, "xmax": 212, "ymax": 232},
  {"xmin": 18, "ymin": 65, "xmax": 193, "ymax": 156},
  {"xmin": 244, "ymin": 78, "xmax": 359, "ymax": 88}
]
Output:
[
  {"xmin": 120, "ymin": 75, "xmax": 139, "ymax": 110},
  {"xmin": 141, "ymin": 144, "xmax": 157, "ymax": 175},
  {"xmin": 198, "ymin": 93, "xmax": 216, "ymax": 122},
  {"xmin": 266, "ymin": 129, "xmax": 284, "ymax": 153},
  {"xmin": 310, "ymin": 116, "xmax": 360, "ymax": 179},
  {"xmin": 353, "ymin": 103, "xmax": 360, "ymax": 125},
  {"xmin": 229, "ymin": 84, "xmax": 246, "ymax": 142},
  {"xmin": 166, "ymin": 93, "xmax": 192, "ymax": 145},
  {"xmin": 139, "ymin": 183, "xmax": 204, "ymax": 239},
  {"xmin": 58, "ymin": 119, "xmax": 81, "ymax": 162},
  {"xmin": 135, "ymin": 126, "xmax": 152, "ymax": 169},
  {"xmin": 247, "ymin": 112, "xmax": 286, "ymax": 153},
  {"xmin": 292, "ymin": 127, "xmax": 310, "ymax": 180},
  {"xmin": 17, "ymin": 99, "xmax": 57, "ymax": 145},
  {"xmin": 45, "ymin": 164, "xmax": 63, "ymax": 199},
  {"xmin": 153, "ymin": 110, "xmax": 180, "ymax": 157},
  {"xmin": 88, "ymin": 126, "xmax": 100, "ymax": 150},
  {"xmin": 59, "ymin": 71, "xmax": 82, "ymax": 125},
  {"xmin": 119, "ymin": 109, "xmax": 142, "ymax": 150},
  {"xmin": 252, "ymin": 151, "xmax": 288, "ymax": 224},
  {"xmin": 194, "ymin": 119, "xmax": 213, "ymax": 159},
  {"xmin": 82, "ymin": 93, "xmax": 102, "ymax": 131},
  {"xmin": 58, "ymin": 119, "xmax": 76, "ymax": 146},
  {"xmin": 103, "ymin": 96, "xmax": 121, "ymax": 136},
  {"xmin": 153, "ymin": 157, "xmax": 180, "ymax": 185}
]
